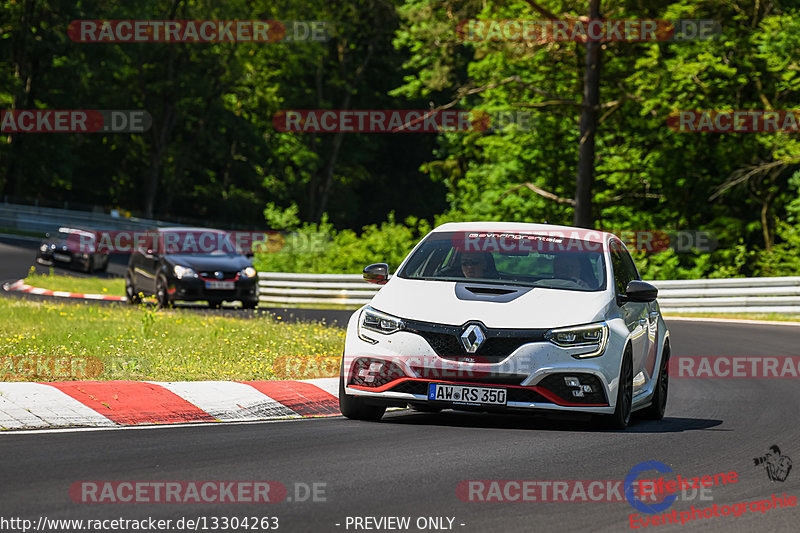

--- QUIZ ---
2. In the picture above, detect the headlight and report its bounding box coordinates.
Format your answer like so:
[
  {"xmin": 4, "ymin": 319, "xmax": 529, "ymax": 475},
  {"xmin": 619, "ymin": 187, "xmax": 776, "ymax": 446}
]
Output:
[
  {"xmin": 544, "ymin": 322, "xmax": 609, "ymax": 358},
  {"xmin": 242, "ymin": 266, "xmax": 257, "ymax": 278},
  {"xmin": 358, "ymin": 306, "xmax": 404, "ymax": 344},
  {"xmin": 173, "ymin": 265, "xmax": 197, "ymax": 280},
  {"xmin": 40, "ymin": 244, "xmax": 48, "ymax": 252}
]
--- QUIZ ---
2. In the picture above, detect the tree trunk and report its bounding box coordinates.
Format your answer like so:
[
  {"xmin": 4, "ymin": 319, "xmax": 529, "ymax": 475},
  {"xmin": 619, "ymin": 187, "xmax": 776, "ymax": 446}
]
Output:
[
  {"xmin": 573, "ymin": 0, "xmax": 602, "ymax": 228},
  {"xmin": 2, "ymin": 0, "xmax": 38, "ymax": 199}
]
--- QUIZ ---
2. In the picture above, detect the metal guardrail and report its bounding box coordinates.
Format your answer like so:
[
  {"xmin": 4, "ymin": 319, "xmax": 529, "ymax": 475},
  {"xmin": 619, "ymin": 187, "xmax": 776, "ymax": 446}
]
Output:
[
  {"xmin": 257, "ymin": 273, "xmax": 800, "ymax": 313},
  {"xmin": 0, "ymin": 202, "xmax": 178, "ymax": 234}
]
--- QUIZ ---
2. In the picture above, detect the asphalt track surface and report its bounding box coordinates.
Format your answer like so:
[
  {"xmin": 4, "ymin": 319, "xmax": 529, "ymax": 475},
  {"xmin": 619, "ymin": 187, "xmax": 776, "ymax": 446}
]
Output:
[{"xmin": 2, "ymin": 238, "xmax": 800, "ymax": 532}]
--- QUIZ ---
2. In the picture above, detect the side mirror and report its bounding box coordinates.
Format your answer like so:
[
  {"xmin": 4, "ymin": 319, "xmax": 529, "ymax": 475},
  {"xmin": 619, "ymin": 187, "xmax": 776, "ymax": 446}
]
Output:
[
  {"xmin": 617, "ymin": 280, "xmax": 658, "ymax": 305},
  {"xmin": 363, "ymin": 263, "xmax": 389, "ymax": 285}
]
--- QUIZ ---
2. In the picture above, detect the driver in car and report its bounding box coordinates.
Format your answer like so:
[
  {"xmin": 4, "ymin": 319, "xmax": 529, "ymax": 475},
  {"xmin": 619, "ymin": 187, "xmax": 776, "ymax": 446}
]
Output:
[
  {"xmin": 553, "ymin": 254, "xmax": 592, "ymax": 289},
  {"xmin": 460, "ymin": 252, "xmax": 498, "ymax": 279}
]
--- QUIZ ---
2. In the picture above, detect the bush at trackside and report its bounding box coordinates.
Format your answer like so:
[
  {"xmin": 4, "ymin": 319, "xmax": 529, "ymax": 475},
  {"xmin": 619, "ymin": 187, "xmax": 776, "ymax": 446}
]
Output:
[{"xmin": 253, "ymin": 212, "xmax": 431, "ymax": 274}]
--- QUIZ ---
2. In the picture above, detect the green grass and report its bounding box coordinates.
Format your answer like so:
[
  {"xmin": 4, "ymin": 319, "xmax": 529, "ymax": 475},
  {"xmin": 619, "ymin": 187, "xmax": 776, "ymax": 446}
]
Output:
[
  {"xmin": 25, "ymin": 272, "xmax": 125, "ymax": 296},
  {"xmin": 664, "ymin": 312, "xmax": 800, "ymax": 322},
  {"xmin": 0, "ymin": 297, "xmax": 345, "ymax": 382},
  {"xmin": 0, "ymin": 227, "xmax": 46, "ymax": 238}
]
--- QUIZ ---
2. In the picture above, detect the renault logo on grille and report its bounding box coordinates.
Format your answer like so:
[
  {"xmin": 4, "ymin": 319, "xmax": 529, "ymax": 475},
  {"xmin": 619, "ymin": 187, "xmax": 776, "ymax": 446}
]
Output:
[{"xmin": 460, "ymin": 324, "xmax": 485, "ymax": 353}]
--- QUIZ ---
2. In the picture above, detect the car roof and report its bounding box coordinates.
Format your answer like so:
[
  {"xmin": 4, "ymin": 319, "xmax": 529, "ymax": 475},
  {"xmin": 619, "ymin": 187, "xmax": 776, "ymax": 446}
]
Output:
[{"xmin": 431, "ymin": 222, "xmax": 616, "ymax": 244}]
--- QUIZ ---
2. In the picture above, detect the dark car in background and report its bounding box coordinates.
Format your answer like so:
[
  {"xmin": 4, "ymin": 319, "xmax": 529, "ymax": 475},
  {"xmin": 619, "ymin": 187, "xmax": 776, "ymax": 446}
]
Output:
[
  {"xmin": 36, "ymin": 227, "xmax": 109, "ymax": 273},
  {"xmin": 124, "ymin": 227, "xmax": 259, "ymax": 308}
]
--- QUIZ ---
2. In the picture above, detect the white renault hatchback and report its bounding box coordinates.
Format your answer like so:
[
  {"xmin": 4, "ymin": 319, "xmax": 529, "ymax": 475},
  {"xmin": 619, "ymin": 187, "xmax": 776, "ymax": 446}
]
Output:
[{"xmin": 339, "ymin": 222, "xmax": 670, "ymax": 429}]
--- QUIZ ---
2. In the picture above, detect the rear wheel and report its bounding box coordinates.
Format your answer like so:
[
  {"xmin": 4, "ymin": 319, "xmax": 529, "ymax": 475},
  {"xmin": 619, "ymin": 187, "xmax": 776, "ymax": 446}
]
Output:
[
  {"xmin": 604, "ymin": 347, "xmax": 633, "ymax": 430},
  {"xmin": 338, "ymin": 367, "xmax": 386, "ymax": 421},
  {"xmin": 125, "ymin": 273, "xmax": 141, "ymax": 305},
  {"xmin": 641, "ymin": 344, "xmax": 670, "ymax": 420}
]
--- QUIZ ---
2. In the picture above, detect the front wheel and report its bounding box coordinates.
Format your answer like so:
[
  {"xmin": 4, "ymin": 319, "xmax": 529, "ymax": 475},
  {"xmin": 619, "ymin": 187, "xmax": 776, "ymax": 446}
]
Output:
[
  {"xmin": 338, "ymin": 370, "xmax": 386, "ymax": 421},
  {"xmin": 125, "ymin": 274, "xmax": 141, "ymax": 305},
  {"xmin": 641, "ymin": 345, "xmax": 670, "ymax": 420},
  {"xmin": 603, "ymin": 347, "xmax": 633, "ymax": 430},
  {"xmin": 156, "ymin": 276, "xmax": 172, "ymax": 309}
]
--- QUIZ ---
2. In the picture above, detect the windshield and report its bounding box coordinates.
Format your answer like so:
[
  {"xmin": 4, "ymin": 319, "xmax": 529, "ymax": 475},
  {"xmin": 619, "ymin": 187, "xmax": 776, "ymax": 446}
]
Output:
[
  {"xmin": 398, "ymin": 231, "xmax": 607, "ymax": 291},
  {"xmin": 159, "ymin": 230, "xmax": 238, "ymax": 256}
]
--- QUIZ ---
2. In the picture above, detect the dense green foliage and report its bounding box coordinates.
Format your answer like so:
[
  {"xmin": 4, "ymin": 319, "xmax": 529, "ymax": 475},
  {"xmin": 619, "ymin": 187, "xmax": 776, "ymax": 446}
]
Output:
[{"xmin": 3, "ymin": 1, "xmax": 800, "ymax": 278}]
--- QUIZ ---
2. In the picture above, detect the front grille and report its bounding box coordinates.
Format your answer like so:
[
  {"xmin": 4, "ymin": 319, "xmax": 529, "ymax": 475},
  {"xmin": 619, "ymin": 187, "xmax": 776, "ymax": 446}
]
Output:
[
  {"xmin": 404, "ymin": 319, "xmax": 547, "ymax": 363},
  {"xmin": 409, "ymin": 368, "xmax": 526, "ymax": 385},
  {"xmin": 537, "ymin": 373, "xmax": 607, "ymax": 404},
  {"xmin": 506, "ymin": 388, "xmax": 551, "ymax": 403},
  {"xmin": 388, "ymin": 381, "xmax": 429, "ymax": 395},
  {"xmin": 199, "ymin": 271, "xmax": 239, "ymax": 280}
]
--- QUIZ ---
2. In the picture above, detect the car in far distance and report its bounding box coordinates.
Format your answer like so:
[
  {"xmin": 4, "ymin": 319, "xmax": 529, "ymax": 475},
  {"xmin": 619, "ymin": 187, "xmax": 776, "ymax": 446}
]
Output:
[
  {"xmin": 36, "ymin": 227, "xmax": 109, "ymax": 273},
  {"xmin": 124, "ymin": 227, "xmax": 259, "ymax": 309}
]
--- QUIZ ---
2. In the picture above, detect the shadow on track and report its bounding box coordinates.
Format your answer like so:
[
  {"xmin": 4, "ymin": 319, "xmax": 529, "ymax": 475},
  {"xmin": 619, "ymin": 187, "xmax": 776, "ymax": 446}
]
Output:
[{"xmin": 379, "ymin": 409, "xmax": 723, "ymax": 433}]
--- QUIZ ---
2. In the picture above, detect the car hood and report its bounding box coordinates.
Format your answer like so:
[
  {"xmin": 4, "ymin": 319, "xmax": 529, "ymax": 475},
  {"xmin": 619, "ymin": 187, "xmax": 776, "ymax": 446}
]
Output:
[
  {"xmin": 369, "ymin": 276, "xmax": 612, "ymax": 329},
  {"xmin": 166, "ymin": 254, "xmax": 251, "ymax": 271}
]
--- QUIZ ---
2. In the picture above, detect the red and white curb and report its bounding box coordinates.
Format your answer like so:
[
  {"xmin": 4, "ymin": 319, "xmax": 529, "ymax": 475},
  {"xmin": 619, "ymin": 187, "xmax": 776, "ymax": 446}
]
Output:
[
  {"xmin": 2, "ymin": 279, "xmax": 126, "ymax": 301},
  {"xmin": 0, "ymin": 378, "xmax": 339, "ymax": 430}
]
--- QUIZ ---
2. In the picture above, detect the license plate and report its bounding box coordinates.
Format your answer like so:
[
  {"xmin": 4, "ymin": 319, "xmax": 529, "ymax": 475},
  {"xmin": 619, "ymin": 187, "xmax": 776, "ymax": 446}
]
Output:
[
  {"xmin": 427, "ymin": 383, "xmax": 507, "ymax": 406},
  {"xmin": 205, "ymin": 281, "xmax": 234, "ymax": 290},
  {"xmin": 53, "ymin": 253, "xmax": 71, "ymax": 262}
]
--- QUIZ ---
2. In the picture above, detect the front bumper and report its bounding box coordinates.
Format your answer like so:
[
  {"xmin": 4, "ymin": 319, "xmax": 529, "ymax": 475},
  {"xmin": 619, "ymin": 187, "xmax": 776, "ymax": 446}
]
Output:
[
  {"xmin": 167, "ymin": 276, "xmax": 259, "ymax": 302},
  {"xmin": 342, "ymin": 313, "xmax": 629, "ymax": 415}
]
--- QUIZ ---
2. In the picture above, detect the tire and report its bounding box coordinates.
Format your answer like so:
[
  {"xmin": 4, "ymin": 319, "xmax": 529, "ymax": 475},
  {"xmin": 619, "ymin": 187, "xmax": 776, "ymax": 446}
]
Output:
[
  {"xmin": 241, "ymin": 300, "xmax": 258, "ymax": 310},
  {"xmin": 207, "ymin": 301, "xmax": 222, "ymax": 309},
  {"xmin": 125, "ymin": 273, "xmax": 141, "ymax": 305},
  {"xmin": 338, "ymin": 367, "xmax": 386, "ymax": 421},
  {"xmin": 641, "ymin": 344, "xmax": 670, "ymax": 420},
  {"xmin": 156, "ymin": 276, "xmax": 172, "ymax": 309},
  {"xmin": 604, "ymin": 346, "xmax": 633, "ymax": 430}
]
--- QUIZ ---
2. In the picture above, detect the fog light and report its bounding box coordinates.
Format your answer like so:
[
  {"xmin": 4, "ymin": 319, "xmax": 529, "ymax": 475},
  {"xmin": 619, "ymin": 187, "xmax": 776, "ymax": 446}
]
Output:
[
  {"xmin": 582, "ymin": 385, "xmax": 593, "ymax": 393},
  {"xmin": 359, "ymin": 361, "xmax": 385, "ymax": 383},
  {"xmin": 564, "ymin": 377, "xmax": 580, "ymax": 388},
  {"xmin": 572, "ymin": 390, "xmax": 585, "ymax": 397}
]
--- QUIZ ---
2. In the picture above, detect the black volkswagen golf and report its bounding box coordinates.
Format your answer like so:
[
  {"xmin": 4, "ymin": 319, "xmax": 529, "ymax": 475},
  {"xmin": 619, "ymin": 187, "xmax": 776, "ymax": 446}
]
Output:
[{"xmin": 124, "ymin": 227, "xmax": 259, "ymax": 308}]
